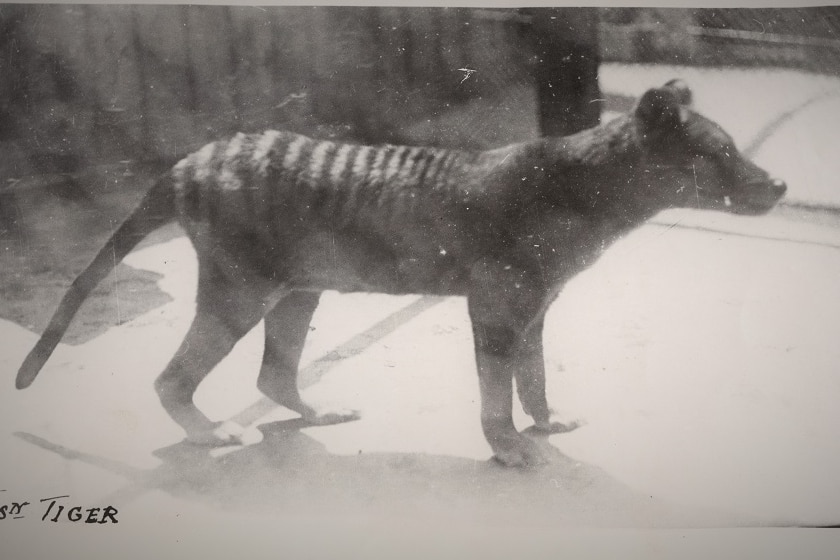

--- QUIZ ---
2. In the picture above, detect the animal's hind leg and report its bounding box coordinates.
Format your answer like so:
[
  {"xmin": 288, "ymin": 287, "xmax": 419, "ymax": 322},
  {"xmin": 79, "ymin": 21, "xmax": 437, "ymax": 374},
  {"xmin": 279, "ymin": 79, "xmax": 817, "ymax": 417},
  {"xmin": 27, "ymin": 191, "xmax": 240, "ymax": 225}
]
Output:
[
  {"xmin": 257, "ymin": 291, "xmax": 360, "ymax": 425},
  {"xmin": 154, "ymin": 262, "xmax": 274, "ymax": 446}
]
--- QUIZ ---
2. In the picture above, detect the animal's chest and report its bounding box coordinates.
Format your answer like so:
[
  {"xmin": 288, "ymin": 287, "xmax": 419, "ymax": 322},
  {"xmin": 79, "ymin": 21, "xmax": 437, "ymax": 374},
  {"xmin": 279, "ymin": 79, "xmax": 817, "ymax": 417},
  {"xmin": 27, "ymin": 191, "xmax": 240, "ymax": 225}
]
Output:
[{"xmin": 503, "ymin": 205, "xmax": 628, "ymax": 282}]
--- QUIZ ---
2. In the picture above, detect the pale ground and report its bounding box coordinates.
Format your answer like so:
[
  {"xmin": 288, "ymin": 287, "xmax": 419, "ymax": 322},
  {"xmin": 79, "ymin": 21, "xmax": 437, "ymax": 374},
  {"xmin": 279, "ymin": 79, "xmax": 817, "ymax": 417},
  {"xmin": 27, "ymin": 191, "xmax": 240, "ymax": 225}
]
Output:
[{"xmin": 3, "ymin": 65, "xmax": 840, "ymax": 557}]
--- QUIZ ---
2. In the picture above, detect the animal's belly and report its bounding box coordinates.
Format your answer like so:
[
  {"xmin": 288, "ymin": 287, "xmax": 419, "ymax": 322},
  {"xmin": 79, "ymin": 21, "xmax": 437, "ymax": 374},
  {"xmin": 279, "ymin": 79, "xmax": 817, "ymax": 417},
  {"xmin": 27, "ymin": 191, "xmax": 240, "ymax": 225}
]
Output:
[{"xmin": 284, "ymin": 231, "xmax": 472, "ymax": 296}]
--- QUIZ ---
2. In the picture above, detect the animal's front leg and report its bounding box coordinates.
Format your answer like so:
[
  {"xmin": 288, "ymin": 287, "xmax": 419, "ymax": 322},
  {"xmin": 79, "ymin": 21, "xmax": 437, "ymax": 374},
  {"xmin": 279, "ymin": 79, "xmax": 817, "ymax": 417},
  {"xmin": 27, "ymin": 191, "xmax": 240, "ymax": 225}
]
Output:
[
  {"xmin": 467, "ymin": 269, "xmax": 548, "ymax": 467},
  {"xmin": 471, "ymin": 322, "xmax": 544, "ymax": 467},
  {"xmin": 514, "ymin": 318, "xmax": 582, "ymax": 435},
  {"xmin": 513, "ymin": 317, "xmax": 551, "ymax": 429},
  {"xmin": 258, "ymin": 291, "xmax": 360, "ymax": 426}
]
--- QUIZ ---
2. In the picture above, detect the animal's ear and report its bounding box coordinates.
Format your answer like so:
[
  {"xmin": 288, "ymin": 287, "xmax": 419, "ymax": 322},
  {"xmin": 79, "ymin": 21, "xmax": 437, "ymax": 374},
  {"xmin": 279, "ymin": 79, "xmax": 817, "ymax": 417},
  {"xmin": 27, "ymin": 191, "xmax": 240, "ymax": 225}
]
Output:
[
  {"xmin": 634, "ymin": 86, "xmax": 688, "ymax": 142},
  {"xmin": 662, "ymin": 79, "xmax": 693, "ymax": 106}
]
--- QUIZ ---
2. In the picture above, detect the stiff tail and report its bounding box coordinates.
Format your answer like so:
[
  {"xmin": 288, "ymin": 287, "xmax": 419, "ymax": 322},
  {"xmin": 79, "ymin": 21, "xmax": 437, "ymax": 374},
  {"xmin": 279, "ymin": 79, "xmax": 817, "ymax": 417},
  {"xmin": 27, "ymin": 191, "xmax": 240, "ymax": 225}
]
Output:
[{"xmin": 16, "ymin": 174, "xmax": 176, "ymax": 389}]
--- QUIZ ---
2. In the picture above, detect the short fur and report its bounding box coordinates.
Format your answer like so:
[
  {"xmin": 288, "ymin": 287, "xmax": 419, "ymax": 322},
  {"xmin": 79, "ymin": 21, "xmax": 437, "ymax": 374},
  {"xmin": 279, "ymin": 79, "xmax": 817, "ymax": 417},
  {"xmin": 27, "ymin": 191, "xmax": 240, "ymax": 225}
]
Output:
[{"xmin": 16, "ymin": 80, "xmax": 786, "ymax": 466}]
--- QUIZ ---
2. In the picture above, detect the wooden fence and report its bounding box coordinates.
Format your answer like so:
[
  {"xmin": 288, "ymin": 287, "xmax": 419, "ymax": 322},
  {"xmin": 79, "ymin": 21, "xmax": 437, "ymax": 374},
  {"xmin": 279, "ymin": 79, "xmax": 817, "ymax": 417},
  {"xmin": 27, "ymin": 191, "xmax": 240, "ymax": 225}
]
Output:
[{"xmin": 0, "ymin": 5, "xmax": 538, "ymax": 182}]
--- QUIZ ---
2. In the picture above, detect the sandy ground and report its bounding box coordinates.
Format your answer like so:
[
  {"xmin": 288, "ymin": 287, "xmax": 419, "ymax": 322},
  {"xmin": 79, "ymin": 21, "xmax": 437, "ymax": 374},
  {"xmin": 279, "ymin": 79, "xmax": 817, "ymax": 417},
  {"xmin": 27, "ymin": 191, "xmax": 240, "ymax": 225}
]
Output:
[{"xmin": 3, "ymin": 65, "xmax": 840, "ymax": 557}]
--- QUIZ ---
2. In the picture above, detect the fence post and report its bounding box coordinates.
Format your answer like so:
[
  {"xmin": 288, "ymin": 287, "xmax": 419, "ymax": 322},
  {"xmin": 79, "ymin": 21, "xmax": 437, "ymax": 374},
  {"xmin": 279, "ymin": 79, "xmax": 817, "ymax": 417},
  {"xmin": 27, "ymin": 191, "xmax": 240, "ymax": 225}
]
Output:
[
  {"xmin": 525, "ymin": 8, "xmax": 601, "ymax": 137},
  {"xmin": 129, "ymin": 6, "xmax": 152, "ymax": 156}
]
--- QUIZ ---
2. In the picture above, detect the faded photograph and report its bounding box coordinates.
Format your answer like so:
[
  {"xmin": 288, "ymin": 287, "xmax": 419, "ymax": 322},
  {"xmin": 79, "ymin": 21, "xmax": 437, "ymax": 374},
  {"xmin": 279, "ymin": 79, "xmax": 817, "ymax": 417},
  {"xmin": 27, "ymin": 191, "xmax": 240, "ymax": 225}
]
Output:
[{"xmin": 1, "ymin": 4, "xmax": 839, "ymax": 556}]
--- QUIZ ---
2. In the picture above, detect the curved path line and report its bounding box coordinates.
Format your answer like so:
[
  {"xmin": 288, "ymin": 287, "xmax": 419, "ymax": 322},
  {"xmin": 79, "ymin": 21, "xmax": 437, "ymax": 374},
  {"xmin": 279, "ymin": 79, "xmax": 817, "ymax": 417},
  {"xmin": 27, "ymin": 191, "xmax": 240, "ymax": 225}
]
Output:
[{"xmin": 743, "ymin": 88, "xmax": 840, "ymax": 158}]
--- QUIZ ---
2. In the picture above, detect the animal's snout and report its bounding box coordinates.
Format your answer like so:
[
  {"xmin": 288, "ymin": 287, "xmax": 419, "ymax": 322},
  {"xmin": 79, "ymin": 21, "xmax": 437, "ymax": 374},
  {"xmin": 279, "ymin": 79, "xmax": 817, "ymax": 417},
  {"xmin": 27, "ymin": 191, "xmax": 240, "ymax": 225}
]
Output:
[{"xmin": 771, "ymin": 178, "xmax": 787, "ymax": 198}]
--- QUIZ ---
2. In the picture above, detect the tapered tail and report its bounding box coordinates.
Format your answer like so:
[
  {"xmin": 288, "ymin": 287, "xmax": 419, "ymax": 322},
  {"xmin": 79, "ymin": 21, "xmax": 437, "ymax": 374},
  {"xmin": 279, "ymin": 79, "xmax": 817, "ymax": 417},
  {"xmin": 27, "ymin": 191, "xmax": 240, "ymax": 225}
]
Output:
[{"xmin": 16, "ymin": 175, "xmax": 176, "ymax": 389}]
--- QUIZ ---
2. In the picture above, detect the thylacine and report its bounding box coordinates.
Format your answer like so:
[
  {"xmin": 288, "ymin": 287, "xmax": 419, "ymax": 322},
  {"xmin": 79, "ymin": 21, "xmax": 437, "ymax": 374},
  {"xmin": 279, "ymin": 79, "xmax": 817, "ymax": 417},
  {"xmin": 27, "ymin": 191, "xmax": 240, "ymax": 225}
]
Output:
[{"xmin": 16, "ymin": 80, "xmax": 786, "ymax": 467}]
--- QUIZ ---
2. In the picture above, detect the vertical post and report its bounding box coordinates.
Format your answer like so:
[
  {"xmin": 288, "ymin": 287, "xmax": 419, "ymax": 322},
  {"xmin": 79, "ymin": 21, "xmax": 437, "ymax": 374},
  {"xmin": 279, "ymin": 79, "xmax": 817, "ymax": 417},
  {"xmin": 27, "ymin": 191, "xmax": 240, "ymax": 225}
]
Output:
[
  {"xmin": 304, "ymin": 7, "xmax": 324, "ymax": 119},
  {"xmin": 82, "ymin": 6, "xmax": 100, "ymax": 156},
  {"xmin": 130, "ymin": 6, "xmax": 152, "ymax": 156},
  {"xmin": 454, "ymin": 7, "xmax": 472, "ymax": 101},
  {"xmin": 399, "ymin": 9, "xmax": 416, "ymax": 87},
  {"xmin": 366, "ymin": 6, "xmax": 387, "ymax": 97},
  {"xmin": 224, "ymin": 7, "xmax": 243, "ymax": 127},
  {"xmin": 526, "ymin": 8, "xmax": 601, "ymax": 137},
  {"xmin": 180, "ymin": 6, "xmax": 198, "ymax": 113}
]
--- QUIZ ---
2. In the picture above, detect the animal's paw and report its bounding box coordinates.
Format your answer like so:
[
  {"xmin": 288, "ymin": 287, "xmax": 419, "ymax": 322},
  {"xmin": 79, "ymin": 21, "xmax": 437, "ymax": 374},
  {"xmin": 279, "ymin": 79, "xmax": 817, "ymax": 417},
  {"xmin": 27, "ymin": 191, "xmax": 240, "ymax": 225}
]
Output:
[
  {"xmin": 491, "ymin": 432, "xmax": 548, "ymax": 468},
  {"xmin": 302, "ymin": 408, "xmax": 361, "ymax": 426},
  {"xmin": 530, "ymin": 416, "xmax": 585, "ymax": 435},
  {"xmin": 185, "ymin": 420, "xmax": 248, "ymax": 447}
]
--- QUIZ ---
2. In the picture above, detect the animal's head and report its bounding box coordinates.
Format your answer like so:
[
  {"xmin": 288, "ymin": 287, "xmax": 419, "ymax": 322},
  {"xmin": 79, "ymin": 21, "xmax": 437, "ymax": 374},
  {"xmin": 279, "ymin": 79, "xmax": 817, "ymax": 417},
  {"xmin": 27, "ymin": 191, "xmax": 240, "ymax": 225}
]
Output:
[{"xmin": 634, "ymin": 79, "xmax": 786, "ymax": 216}]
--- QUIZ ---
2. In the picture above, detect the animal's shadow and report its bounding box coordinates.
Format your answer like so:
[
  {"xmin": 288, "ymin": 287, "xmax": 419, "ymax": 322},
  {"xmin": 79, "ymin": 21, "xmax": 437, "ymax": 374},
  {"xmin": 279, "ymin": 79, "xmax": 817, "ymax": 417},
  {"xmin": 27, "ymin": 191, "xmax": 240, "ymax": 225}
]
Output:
[{"xmin": 121, "ymin": 419, "xmax": 741, "ymax": 528}]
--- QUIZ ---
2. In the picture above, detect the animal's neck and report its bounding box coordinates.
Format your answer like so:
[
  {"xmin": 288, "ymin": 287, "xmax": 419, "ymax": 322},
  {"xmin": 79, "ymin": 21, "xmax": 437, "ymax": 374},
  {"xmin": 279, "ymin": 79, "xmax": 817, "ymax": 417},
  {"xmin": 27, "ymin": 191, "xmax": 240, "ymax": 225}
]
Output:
[
  {"xmin": 531, "ymin": 116, "xmax": 665, "ymax": 227},
  {"xmin": 543, "ymin": 115, "xmax": 640, "ymax": 167}
]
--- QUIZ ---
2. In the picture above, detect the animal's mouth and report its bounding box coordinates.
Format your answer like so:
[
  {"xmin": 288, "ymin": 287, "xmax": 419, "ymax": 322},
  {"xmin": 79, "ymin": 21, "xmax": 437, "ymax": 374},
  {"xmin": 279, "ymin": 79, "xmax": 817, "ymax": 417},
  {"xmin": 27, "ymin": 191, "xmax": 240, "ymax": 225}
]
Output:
[{"xmin": 717, "ymin": 178, "xmax": 787, "ymax": 216}]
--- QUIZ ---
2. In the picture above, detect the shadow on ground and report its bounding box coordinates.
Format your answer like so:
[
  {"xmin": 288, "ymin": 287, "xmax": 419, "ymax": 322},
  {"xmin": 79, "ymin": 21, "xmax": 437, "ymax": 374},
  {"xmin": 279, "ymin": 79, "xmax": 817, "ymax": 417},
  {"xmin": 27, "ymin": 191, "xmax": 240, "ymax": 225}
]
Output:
[
  {"xmin": 17, "ymin": 419, "xmax": 752, "ymax": 528},
  {"xmin": 0, "ymin": 163, "xmax": 177, "ymax": 343}
]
